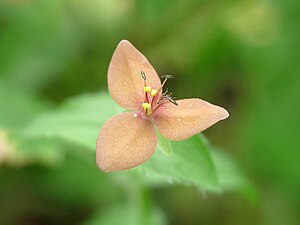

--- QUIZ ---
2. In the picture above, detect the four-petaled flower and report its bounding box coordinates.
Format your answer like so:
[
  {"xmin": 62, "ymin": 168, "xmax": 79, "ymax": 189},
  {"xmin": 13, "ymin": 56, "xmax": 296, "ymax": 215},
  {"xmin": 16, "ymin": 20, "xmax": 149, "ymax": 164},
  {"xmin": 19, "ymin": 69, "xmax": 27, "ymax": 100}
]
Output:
[{"xmin": 96, "ymin": 40, "xmax": 229, "ymax": 172}]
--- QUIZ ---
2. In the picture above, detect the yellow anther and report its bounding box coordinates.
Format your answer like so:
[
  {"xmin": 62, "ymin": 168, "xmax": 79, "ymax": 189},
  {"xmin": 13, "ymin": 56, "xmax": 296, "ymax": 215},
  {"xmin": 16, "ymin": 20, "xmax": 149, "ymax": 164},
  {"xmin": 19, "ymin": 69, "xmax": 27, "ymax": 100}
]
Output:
[
  {"xmin": 144, "ymin": 86, "xmax": 152, "ymax": 93},
  {"xmin": 150, "ymin": 89, "xmax": 158, "ymax": 96},
  {"xmin": 142, "ymin": 103, "xmax": 151, "ymax": 110},
  {"xmin": 142, "ymin": 103, "xmax": 152, "ymax": 116}
]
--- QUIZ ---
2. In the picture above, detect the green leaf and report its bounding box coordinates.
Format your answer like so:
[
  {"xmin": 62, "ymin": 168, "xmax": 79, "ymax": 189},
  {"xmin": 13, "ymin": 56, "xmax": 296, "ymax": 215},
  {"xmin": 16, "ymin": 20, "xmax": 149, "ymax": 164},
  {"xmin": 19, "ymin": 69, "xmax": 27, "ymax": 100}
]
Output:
[
  {"xmin": 156, "ymin": 130, "xmax": 173, "ymax": 156},
  {"xmin": 12, "ymin": 137, "xmax": 65, "ymax": 167},
  {"xmin": 138, "ymin": 134, "xmax": 219, "ymax": 192},
  {"xmin": 24, "ymin": 93, "xmax": 122, "ymax": 150},
  {"xmin": 0, "ymin": 83, "xmax": 48, "ymax": 130},
  {"xmin": 22, "ymin": 92, "xmax": 250, "ymax": 193}
]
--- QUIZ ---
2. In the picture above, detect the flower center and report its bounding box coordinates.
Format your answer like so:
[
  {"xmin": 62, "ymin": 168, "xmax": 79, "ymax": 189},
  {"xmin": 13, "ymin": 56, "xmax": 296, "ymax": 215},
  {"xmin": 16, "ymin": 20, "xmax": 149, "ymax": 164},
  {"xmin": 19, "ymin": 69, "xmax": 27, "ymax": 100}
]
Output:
[
  {"xmin": 141, "ymin": 84, "xmax": 157, "ymax": 116},
  {"xmin": 140, "ymin": 71, "xmax": 178, "ymax": 117}
]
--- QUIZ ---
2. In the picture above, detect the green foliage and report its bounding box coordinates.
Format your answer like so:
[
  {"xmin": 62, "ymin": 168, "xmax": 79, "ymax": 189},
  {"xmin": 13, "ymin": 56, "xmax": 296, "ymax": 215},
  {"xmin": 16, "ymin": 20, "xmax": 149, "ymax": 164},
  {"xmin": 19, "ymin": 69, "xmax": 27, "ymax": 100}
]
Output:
[
  {"xmin": 0, "ymin": 83, "xmax": 48, "ymax": 130},
  {"xmin": 1, "ymin": 91, "xmax": 251, "ymax": 224},
  {"xmin": 1, "ymin": 0, "xmax": 299, "ymax": 224},
  {"xmin": 84, "ymin": 205, "xmax": 166, "ymax": 225},
  {"xmin": 212, "ymin": 150, "xmax": 257, "ymax": 202},
  {"xmin": 157, "ymin": 131, "xmax": 173, "ymax": 156},
  {"xmin": 140, "ymin": 135, "xmax": 218, "ymax": 191},
  {"xmin": 23, "ymin": 93, "xmax": 120, "ymax": 150},
  {"xmin": 18, "ymin": 92, "xmax": 247, "ymax": 193}
]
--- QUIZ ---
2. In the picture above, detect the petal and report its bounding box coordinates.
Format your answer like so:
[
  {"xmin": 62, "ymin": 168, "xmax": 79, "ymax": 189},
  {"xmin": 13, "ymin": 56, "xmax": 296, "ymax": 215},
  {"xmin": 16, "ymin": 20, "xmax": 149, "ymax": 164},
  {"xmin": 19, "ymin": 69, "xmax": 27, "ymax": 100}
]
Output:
[
  {"xmin": 154, "ymin": 98, "xmax": 229, "ymax": 141},
  {"xmin": 108, "ymin": 40, "xmax": 161, "ymax": 110},
  {"xmin": 96, "ymin": 112, "xmax": 158, "ymax": 172}
]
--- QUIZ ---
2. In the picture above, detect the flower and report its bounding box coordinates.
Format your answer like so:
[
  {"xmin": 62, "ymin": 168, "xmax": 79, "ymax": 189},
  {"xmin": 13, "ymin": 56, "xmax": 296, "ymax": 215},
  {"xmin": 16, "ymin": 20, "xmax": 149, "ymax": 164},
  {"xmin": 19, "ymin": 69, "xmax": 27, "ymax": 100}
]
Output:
[{"xmin": 96, "ymin": 40, "xmax": 229, "ymax": 172}]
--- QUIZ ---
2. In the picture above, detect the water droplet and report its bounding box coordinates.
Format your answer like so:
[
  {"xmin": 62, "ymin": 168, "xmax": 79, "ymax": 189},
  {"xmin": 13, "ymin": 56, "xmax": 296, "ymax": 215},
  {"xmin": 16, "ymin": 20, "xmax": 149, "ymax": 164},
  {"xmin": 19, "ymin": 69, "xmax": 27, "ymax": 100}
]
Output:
[
  {"xmin": 189, "ymin": 104, "xmax": 192, "ymax": 107},
  {"xmin": 177, "ymin": 118, "xmax": 181, "ymax": 121},
  {"xmin": 133, "ymin": 113, "xmax": 137, "ymax": 118}
]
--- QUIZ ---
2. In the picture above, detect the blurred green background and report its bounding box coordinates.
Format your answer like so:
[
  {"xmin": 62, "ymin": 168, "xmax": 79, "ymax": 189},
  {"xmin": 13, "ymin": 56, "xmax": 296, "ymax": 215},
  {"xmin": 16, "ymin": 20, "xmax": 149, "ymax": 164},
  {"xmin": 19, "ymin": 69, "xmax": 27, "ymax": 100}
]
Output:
[{"xmin": 0, "ymin": 0, "xmax": 299, "ymax": 224}]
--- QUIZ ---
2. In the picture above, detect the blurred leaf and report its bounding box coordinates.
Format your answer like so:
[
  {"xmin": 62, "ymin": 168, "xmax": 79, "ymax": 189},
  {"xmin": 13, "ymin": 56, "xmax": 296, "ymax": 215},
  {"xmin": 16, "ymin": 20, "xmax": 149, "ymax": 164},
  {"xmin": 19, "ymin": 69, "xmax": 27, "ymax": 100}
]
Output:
[
  {"xmin": 0, "ymin": 83, "xmax": 48, "ymax": 130},
  {"xmin": 26, "ymin": 150, "xmax": 120, "ymax": 206},
  {"xmin": 83, "ymin": 205, "xmax": 166, "ymax": 225},
  {"xmin": 23, "ymin": 93, "xmax": 220, "ymax": 191},
  {"xmin": 156, "ymin": 131, "xmax": 173, "ymax": 156},
  {"xmin": 235, "ymin": 0, "xmax": 300, "ymax": 192},
  {"xmin": 24, "ymin": 93, "xmax": 122, "ymax": 150},
  {"xmin": 11, "ymin": 137, "xmax": 65, "ymax": 167},
  {"xmin": 84, "ymin": 179, "xmax": 166, "ymax": 225},
  {"xmin": 22, "ymin": 92, "xmax": 252, "ymax": 193},
  {"xmin": 212, "ymin": 150, "xmax": 257, "ymax": 202},
  {"xmin": 0, "ymin": 0, "xmax": 82, "ymax": 93}
]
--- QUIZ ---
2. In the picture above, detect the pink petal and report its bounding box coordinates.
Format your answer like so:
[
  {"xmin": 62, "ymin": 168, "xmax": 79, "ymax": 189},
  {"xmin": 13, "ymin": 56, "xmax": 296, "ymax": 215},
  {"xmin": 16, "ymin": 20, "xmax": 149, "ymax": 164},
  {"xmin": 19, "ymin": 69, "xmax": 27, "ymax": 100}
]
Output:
[
  {"xmin": 108, "ymin": 40, "xmax": 161, "ymax": 110},
  {"xmin": 96, "ymin": 112, "xmax": 158, "ymax": 172},
  {"xmin": 154, "ymin": 98, "xmax": 229, "ymax": 141}
]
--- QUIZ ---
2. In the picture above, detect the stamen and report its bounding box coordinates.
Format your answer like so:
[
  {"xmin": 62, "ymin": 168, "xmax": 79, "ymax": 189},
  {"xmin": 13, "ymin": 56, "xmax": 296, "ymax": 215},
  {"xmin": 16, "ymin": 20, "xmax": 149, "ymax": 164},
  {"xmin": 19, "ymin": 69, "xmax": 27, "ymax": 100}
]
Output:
[
  {"xmin": 167, "ymin": 97, "xmax": 178, "ymax": 106},
  {"xmin": 161, "ymin": 75, "xmax": 174, "ymax": 79},
  {"xmin": 160, "ymin": 90, "xmax": 178, "ymax": 106},
  {"xmin": 142, "ymin": 103, "xmax": 150, "ymax": 109},
  {"xmin": 142, "ymin": 103, "xmax": 152, "ymax": 116},
  {"xmin": 140, "ymin": 72, "xmax": 177, "ymax": 115},
  {"xmin": 157, "ymin": 78, "xmax": 167, "ymax": 93},
  {"xmin": 141, "ymin": 71, "xmax": 147, "ymax": 80},
  {"xmin": 162, "ymin": 88, "xmax": 169, "ymax": 95},
  {"xmin": 144, "ymin": 86, "xmax": 152, "ymax": 93},
  {"xmin": 150, "ymin": 89, "xmax": 158, "ymax": 96},
  {"xmin": 157, "ymin": 75, "xmax": 173, "ymax": 93},
  {"xmin": 141, "ymin": 71, "xmax": 147, "ymax": 88}
]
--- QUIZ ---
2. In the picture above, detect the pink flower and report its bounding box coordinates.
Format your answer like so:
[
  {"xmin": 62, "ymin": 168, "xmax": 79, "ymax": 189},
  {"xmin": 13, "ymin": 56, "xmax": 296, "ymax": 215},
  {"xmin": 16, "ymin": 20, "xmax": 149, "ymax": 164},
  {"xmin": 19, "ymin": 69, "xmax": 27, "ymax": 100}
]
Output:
[{"xmin": 96, "ymin": 40, "xmax": 229, "ymax": 172}]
